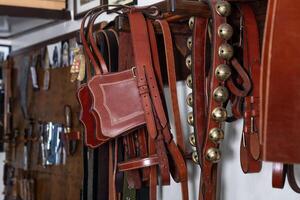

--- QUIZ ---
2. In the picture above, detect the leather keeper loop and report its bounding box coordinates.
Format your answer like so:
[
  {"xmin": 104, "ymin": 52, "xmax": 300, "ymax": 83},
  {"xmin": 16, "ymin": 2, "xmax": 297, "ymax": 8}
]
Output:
[
  {"xmin": 118, "ymin": 156, "xmax": 160, "ymax": 172},
  {"xmin": 138, "ymin": 86, "xmax": 149, "ymax": 95}
]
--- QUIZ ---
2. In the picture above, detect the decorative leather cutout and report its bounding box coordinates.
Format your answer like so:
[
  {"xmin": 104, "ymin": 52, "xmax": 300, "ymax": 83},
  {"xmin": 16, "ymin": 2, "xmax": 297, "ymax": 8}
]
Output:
[{"xmin": 77, "ymin": 84, "xmax": 105, "ymax": 148}]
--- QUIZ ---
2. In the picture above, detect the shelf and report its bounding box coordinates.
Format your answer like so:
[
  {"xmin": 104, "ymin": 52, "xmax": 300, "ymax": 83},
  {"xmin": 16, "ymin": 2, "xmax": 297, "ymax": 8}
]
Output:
[{"xmin": 0, "ymin": 5, "xmax": 70, "ymax": 20}]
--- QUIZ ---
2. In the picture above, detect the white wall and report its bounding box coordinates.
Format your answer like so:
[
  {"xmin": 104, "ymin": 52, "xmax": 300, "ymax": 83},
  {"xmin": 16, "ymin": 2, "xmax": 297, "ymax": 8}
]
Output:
[{"xmin": 7, "ymin": 0, "xmax": 300, "ymax": 199}]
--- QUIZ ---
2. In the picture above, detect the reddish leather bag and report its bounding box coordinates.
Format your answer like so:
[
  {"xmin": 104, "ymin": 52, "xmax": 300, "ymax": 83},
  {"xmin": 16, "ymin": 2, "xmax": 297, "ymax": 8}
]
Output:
[{"xmin": 88, "ymin": 69, "xmax": 146, "ymax": 138}]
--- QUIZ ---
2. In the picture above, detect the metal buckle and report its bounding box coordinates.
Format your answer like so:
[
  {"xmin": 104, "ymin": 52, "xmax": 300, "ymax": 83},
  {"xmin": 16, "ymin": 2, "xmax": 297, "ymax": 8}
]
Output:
[{"xmin": 131, "ymin": 66, "xmax": 137, "ymax": 78}]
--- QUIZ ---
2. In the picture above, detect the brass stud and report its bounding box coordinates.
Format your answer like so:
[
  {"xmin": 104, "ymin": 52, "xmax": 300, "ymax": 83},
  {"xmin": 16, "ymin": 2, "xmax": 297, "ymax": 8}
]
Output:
[
  {"xmin": 189, "ymin": 133, "xmax": 196, "ymax": 147},
  {"xmin": 215, "ymin": 64, "xmax": 231, "ymax": 81},
  {"xmin": 187, "ymin": 112, "xmax": 194, "ymax": 126},
  {"xmin": 186, "ymin": 55, "xmax": 192, "ymax": 70},
  {"xmin": 189, "ymin": 17, "xmax": 195, "ymax": 30},
  {"xmin": 186, "ymin": 74, "xmax": 193, "ymax": 88},
  {"xmin": 186, "ymin": 93, "xmax": 193, "ymax": 107},
  {"xmin": 206, "ymin": 148, "xmax": 221, "ymax": 163},
  {"xmin": 218, "ymin": 44, "xmax": 234, "ymax": 60},
  {"xmin": 218, "ymin": 23, "xmax": 233, "ymax": 40},
  {"xmin": 212, "ymin": 107, "xmax": 227, "ymax": 122},
  {"xmin": 192, "ymin": 151, "xmax": 199, "ymax": 164},
  {"xmin": 213, "ymin": 86, "xmax": 229, "ymax": 103},
  {"xmin": 209, "ymin": 128, "xmax": 224, "ymax": 143},
  {"xmin": 215, "ymin": 1, "xmax": 232, "ymax": 17},
  {"xmin": 187, "ymin": 36, "xmax": 193, "ymax": 50}
]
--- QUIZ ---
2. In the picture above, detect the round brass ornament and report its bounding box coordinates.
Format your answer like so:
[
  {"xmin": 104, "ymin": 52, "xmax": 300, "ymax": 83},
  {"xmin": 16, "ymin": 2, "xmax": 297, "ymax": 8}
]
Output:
[
  {"xmin": 187, "ymin": 36, "xmax": 193, "ymax": 50},
  {"xmin": 189, "ymin": 133, "xmax": 196, "ymax": 147},
  {"xmin": 215, "ymin": 1, "xmax": 232, "ymax": 17},
  {"xmin": 206, "ymin": 148, "xmax": 221, "ymax": 163},
  {"xmin": 186, "ymin": 74, "xmax": 193, "ymax": 88},
  {"xmin": 215, "ymin": 64, "xmax": 231, "ymax": 81},
  {"xmin": 189, "ymin": 17, "xmax": 195, "ymax": 30},
  {"xmin": 209, "ymin": 128, "xmax": 224, "ymax": 143},
  {"xmin": 187, "ymin": 112, "xmax": 194, "ymax": 126},
  {"xmin": 213, "ymin": 86, "xmax": 229, "ymax": 102},
  {"xmin": 186, "ymin": 93, "xmax": 193, "ymax": 107},
  {"xmin": 218, "ymin": 23, "xmax": 233, "ymax": 40},
  {"xmin": 212, "ymin": 107, "xmax": 227, "ymax": 122},
  {"xmin": 192, "ymin": 151, "xmax": 199, "ymax": 164},
  {"xmin": 218, "ymin": 44, "xmax": 234, "ymax": 60},
  {"xmin": 186, "ymin": 55, "xmax": 192, "ymax": 69}
]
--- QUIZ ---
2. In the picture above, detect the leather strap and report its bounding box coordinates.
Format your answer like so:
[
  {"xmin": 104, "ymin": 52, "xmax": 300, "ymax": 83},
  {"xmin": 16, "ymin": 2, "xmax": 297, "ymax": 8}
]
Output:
[
  {"xmin": 238, "ymin": 4, "xmax": 262, "ymax": 174},
  {"xmin": 192, "ymin": 17, "xmax": 208, "ymax": 167},
  {"xmin": 149, "ymin": 20, "xmax": 187, "ymax": 185},
  {"xmin": 287, "ymin": 165, "xmax": 300, "ymax": 193},
  {"xmin": 240, "ymin": 4, "xmax": 261, "ymax": 161},
  {"xmin": 118, "ymin": 156, "xmax": 160, "ymax": 171},
  {"xmin": 240, "ymin": 97, "xmax": 261, "ymax": 173},
  {"xmin": 88, "ymin": 11, "xmax": 109, "ymax": 74},
  {"xmin": 200, "ymin": 0, "xmax": 230, "ymax": 199},
  {"xmin": 272, "ymin": 163, "xmax": 287, "ymax": 189},
  {"xmin": 226, "ymin": 58, "xmax": 252, "ymax": 98},
  {"xmin": 155, "ymin": 19, "xmax": 189, "ymax": 200}
]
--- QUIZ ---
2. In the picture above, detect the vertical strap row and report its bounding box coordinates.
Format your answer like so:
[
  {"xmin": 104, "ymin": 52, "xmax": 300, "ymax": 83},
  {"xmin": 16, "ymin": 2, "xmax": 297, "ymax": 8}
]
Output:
[{"xmin": 200, "ymin": 1, "xmax": 233, "ymax": 200}]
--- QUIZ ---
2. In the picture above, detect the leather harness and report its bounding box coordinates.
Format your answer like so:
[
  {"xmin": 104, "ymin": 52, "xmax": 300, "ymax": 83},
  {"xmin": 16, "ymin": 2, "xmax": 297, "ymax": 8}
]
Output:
[{"xmin": 76, "ymin": 1, "xmax": 299, "ymax": 200}]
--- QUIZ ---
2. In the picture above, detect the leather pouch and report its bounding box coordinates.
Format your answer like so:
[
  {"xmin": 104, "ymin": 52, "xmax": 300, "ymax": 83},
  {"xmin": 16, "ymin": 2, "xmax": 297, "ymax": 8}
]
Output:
[{"xmin": 88, "ymin": 69, "xmax": 146, "ymax": 138}]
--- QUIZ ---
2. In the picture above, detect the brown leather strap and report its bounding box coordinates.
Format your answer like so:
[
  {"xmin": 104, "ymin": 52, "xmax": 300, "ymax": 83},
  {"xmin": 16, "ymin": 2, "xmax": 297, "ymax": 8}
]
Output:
[
  {"xmin": 129, "ymin": 11, "xmax": 187, "ymax": 184},
  {"xmin": 147, "ymin": 18, "xmax": 184, "ymax": 188},
  {"xmin": 147, "ymin": 20, "xmax": 164, "ymax": 90},
  {"xmin": 287, "ymin": 165, "xmax": 300, "ymax": 193},
  {"xmin": 236, "ymin": 4, "xmax": 262, "ymax": 173},
  {"xmin": 192, "ymin": 17, "xmax": 208, "ymax": 167},
  {"xmin": 155, "ymin": 19, "xmax": 189, "ymax": 200},
  {"xmin": 129, "ymin": 13, "xmax": 162, "ymax": 200},
  {"xmin": 88, "ymin": 11, "xmax": 110, "ymax": 74},
  {"xmin": 227, "ymin": 58, "xmax": 252, "ymax": 97},
  {"xmin": 200, "ymin": 0, "xmax": 230, "ymax": 199},
  {"xmin": 109, "ymin": 141, "xmax": 117, "ymax": 200},
  {"xmin": 272, "ymin": 163, "xmax": 287, "ymax": 189},
  {"xmin": 240, "ymin": 97, "xmax": 261, "ymax": 173},
  {"xmin": 118, "ymin": 156, "xmax": 160, "ymax": 171},
  {"xmin": 240, "ymin": 4, "xmax": 261, "ymax": 160},
  {"xmin": 80, "ymin": 8, "xmax": 102, "ymax": 75},
  {"xmin": 155, "ymin": 19, "xmax": 186, "ymax": 157}
]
